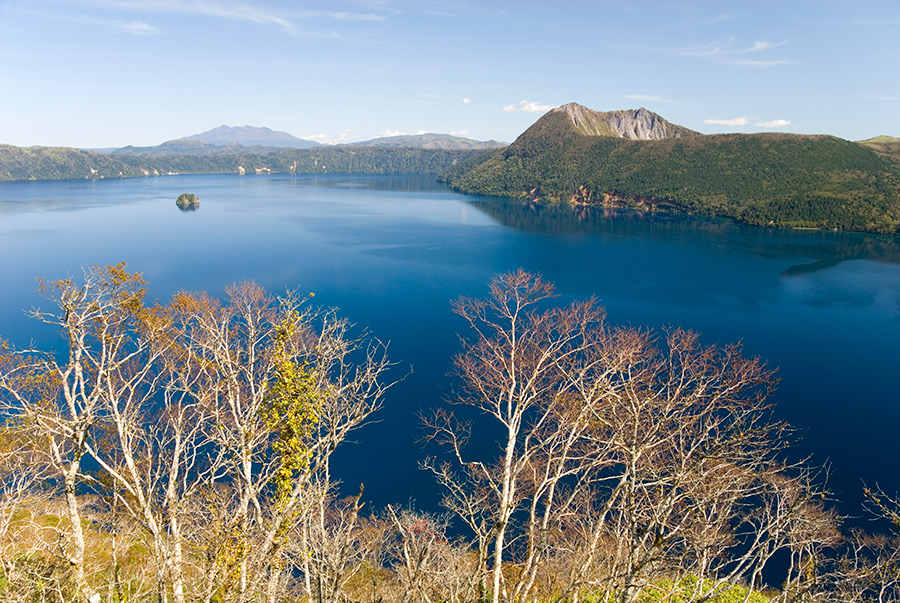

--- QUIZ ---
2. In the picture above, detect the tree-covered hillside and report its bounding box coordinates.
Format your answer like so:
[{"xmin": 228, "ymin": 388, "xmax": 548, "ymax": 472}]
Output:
[
  {"xmin": 0, "ymin": 144, "xmax": 479, "ymax": 182},
  {"xmin": 0, "ymin": 144, "xmax": 149, "ymax": 180},
  {"xmin": 441, "ymin": 109, "xmax": 900, "ymax": 235}
]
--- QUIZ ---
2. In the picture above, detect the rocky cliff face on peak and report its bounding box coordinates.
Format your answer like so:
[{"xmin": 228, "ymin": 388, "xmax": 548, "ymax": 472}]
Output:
[
  {"xmin": 552, "ymin": 103, "xmax": 700, "ymax": 140},
  {"xmin": 439, "ymin": 101, "xmax": 900, "ymax": 235}
]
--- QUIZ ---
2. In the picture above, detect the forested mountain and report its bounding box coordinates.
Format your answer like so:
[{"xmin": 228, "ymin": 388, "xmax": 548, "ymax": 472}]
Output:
[
  {"xmin": 349, "ymin": 132, "xmax": 505, "ymax": 150},
  {"xmin": 0, "ymin": 144, "xmax": 150, "ymax": 180},
  {"xmin": 109, "ymin": 140, "xmax": 292, "ymax": 157},
  {"xmin": 441, "ymin": 103, "xmax": 900, "ymax": 235},
  {"xmin": 6, "ymin": 106, "xmax": 900, "ymax": 236},
  {"xmin": 0, "ymin": 144, "xmax": 479, "ymax": 181}
]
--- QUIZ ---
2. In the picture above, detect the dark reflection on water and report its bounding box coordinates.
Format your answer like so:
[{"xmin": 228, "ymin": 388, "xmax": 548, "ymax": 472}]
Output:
[
  {"xmin": 0, "ymin": 174, "xmax": 898, "ymax": 520},
  {"xmin": 470, "ymin": 197, "xmax": 900, "ymax": 276}
]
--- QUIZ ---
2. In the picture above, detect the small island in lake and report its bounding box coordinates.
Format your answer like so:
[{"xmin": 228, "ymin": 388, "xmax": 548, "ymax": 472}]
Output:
[{"xmin": 176, "ymin": 193, "xmax": 200, "ymax": 211}]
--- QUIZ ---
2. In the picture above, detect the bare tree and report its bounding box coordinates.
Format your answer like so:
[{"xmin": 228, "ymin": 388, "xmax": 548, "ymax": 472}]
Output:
[
  {"xmin": 427, "ymin": 271, "xmax": 836, "ymax": 603},
  {"xmin": 289, "ymin": 308, "xmax": 398, "ymax": 603},
  {"xmin": 384, "ymin": 504, "xmax": 481, "ymax": 603},
  {"xmin": 89, "ymin": 350, "xmax": 217, "ymax": 603},
  {"xmin": 829, "ymin": 487, "xmax": 900, "ymax": 603},
  {"xmin": 0, "ymin": 417, "xmax": 54, "ymax": 600},
  {"xmin": 294, "ymin": 488, "xmax": 378, "ymax": 603},
  {"xmin": 0, "ymin": 263, "xmax": 152, "ymax": 603},
  {"xmin": 424, "ymin": 269, "xmax": 605, "ymax": 603},
  {"xmin": 167, "ymin": 284, "xmax": 395, "ymax": 603},
  {"xmin": 1, "ymin": 268, "xmax": 396, "ymax": 603}
]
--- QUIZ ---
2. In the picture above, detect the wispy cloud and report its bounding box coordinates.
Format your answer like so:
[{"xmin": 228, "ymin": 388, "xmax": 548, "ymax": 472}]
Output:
[
  {"xmin": 381, "ymin": 129, "xmax": 406, "ymax": 137},
  {"xmin": 670, "ymin": 37, "xmax": 791, "ymax": 68},
  {"xmin": 450, "ymin": 130, "xmax": 469, "ymax": 137},
  {"xmin": 730, "ymin": 58, "xmax": 792, "ymax": 68},
  {"xmin": 119, "ymin": 19, "xmax": 160, "ymax": 35},
  {"xmin": 704, "ymin": 116, "xmax": 749, "ymax": 126},
  {"xmin": 105, "ymin": 0, "xmax": 384, "ymax": 36},
  {"xmin": 756, "ymin": 119, "xmax": 791, "ymax": 128},
  {"xmin": 502, "ymin": 100, "xmax": 555, "ymax": 114},
  {"xmin": 741, "ymin": 40, "xmax": 786, "ymax": 53},
  {"xmin": 306, "ymin": 10, "xmax": 384, "ymax": 22},
  {"xmin": 7, "ymin": 7, "xmax": 166, "ymax": 36},
  {"xmin": 109, "ymin": 1, "xmax": 293, "ymax": 29},
  {"xmin": 462, "ymin": 97, "xmax": 471, "ymax": 105},
  {"xmin": 678, "ymin": 13, "xmax": 740, "ymax": 28},
  {"xmin": 673, "ymin": 42, "xmax": 723, "ymax": 58}
]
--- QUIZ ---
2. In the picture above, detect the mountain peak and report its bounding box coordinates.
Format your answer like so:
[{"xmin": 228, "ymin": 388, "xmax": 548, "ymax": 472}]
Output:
[
  {"xmin": 181, "ymin": 125, "xmax": 320, "ymax": 149},
  {"xmin": 550, "ymin": 103, "xmax": 699, "ymax": 140}
]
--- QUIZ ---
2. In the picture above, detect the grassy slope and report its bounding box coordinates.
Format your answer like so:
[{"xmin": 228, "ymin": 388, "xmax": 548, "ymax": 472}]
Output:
[{"xmin": 442, "ymin": 112, "xmax": 900, "ymax": 235}]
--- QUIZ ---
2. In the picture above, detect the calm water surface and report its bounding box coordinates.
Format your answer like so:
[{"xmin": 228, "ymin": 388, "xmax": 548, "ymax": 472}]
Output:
[{"xmin": 1, "ymin": 174, "xmax": 898, "ymax": 515}]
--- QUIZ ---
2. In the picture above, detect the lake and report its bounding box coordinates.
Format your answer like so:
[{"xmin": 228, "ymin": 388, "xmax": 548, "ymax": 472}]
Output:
[{"xmin": 1, "ymin": 173, "xmax": 898, "ymax": 516}]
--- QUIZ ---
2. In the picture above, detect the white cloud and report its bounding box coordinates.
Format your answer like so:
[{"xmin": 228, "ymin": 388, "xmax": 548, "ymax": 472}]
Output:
[
  {"xmin": 679, "ymin": 13, "xmax": 739, "ymax": 28},
  {"xmin": 450, "ymin": 130, "xmax": 469, "ymax": 137},
  {"xmin": 8, "ymin": 8, "xmax": 165, "ymax": 36},
  {"xmin": 704, "ymin": 116, "xmax": 749, "ymax": 126},
  {"xmin": 502, "ymin": 100, "xmax": 555, "ymax": 114},
  {"xmin": 306, "ymin": 130, "xmax": 358, "ymax": 145},
  {"xmin": 728, "ymin": 58, "xmax": 792, "ymax": 68},
  {"xmin": 303, "ymin": 10, "xmax": 384, "ymax": 22},
  {"xmin": 672, "ymin": 42, "xmax": 722, "ymax": 58},
  {"xmin": 756, "ymin": 119, "xmax": 791, "ymax": 128},
  {"xmin": 109, "ymin": 0, "xmax": 294, "ymax": 29},
  {"xmin": 119, "ymin": 20, "xmax": 160, "ymax": 35},
  {"xmin": 671, "ymin": 38, "xmax": 791, "ymax": 68},
  {"xmin": 462, "ymin": 97, "xmax": 471, "ymax": 105},
  {"xmin": 380, "ymin": 130, "xmax": 407, "ymax": 137},
  {"xmin": 742, "ymin": 40, "xmax": 786, "ymax": 53},
  {"xmin": 105, "ymin": 1, "xmax": 381, "ymax": 37}
]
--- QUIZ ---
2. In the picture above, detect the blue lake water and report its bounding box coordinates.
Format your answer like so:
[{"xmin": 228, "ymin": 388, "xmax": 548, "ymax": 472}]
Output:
[{"xmin": 1, "ymin": 173, "xmax": 899, "ymax": 516}]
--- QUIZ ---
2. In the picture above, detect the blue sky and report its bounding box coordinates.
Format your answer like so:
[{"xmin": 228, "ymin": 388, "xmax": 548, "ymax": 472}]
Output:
[{"xmin": 1, "ymin": 0, "xmax": 898, "ymax": 148}]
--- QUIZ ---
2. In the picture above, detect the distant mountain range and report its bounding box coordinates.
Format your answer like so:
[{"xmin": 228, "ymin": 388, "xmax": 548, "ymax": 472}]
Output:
[
  {"xmin": 4, "ymin": 105, "xmax": 900, "ymax": 235},
  {"xmin": 441, "ymin": 102, "xmax": 900, "ymax": 235},
  {"xmin": 349, "ymin": 133, "xmax": 505, "ymax": 150},
  {"xmin": 104, "ymin": 125, "xmax": 503, "ymax": 156},
  {"xmin": 183, "ymin": 125, "xmax": 320, "ymax": 148}
]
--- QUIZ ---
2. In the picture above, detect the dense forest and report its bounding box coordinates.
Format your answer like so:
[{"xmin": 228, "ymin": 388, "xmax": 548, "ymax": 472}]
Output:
[
  {"xmin": 5, "ymin": 118, "xmax": 900, "ymax": 237},
  {"xmin": 0, "ymin": 144, "xmax": 479, "ymax": 182},
  {"xmin": 440, "ymin": 110, "xmax": 900, "ymax": 235},
  {"xmin": 1, "ymin": 265, "xmax": 899, "ymax": 603}
]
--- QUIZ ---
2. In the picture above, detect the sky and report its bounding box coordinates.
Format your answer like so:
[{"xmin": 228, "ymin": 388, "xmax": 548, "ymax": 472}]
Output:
[{"xmin": 1, "ymin": 0, "xmax": 899, "ymax": 148}]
